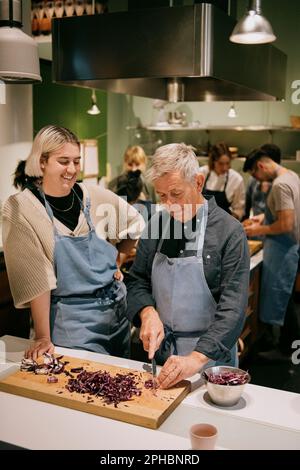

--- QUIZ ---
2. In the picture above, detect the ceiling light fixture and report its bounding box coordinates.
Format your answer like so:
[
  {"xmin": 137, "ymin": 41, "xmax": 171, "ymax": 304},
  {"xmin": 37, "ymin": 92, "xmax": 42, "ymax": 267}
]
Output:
[
  {"xmin": 0, "ymin": 0, "xmax": 41, "ymax": 83},
  {"xmin": 228, "ymin": 102, "xmax": 237, "ymax": 118},
  {"xmin": 230, "ymin": 0, "xmax": 276, "ymax": 45},
  {"xmin": 87, "ymin": 89, "xmax": 101, "ymax": 115}
]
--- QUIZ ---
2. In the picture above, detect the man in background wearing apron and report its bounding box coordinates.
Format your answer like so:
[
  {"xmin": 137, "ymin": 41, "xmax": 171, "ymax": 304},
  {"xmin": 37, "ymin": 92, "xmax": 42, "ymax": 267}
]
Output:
[
  {"xmin": 126, "ymin": 143, "xmax": 250, "ymax": 389},
  {"xmin": 243, "ymin": 150, "xmax": 300, "ymax": 360}
]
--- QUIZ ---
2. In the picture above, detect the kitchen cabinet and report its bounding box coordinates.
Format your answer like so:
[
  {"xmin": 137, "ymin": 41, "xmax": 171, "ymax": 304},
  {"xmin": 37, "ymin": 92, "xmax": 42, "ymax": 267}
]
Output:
[
  {"xmin": 239, "ymin": 260, "xmax": 261, "ymax": 363},
  {"xmin": 0, "ymin": 252, "xmax": 30, "ymax": 339}
]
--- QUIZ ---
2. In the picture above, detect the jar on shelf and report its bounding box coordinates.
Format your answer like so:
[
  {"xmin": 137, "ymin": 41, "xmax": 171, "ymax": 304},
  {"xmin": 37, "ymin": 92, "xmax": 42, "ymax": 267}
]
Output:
[
  {"xmin": 37, "ymin": 1, "xmax": 51, "ymax": 35},
  {"xmin": 95, "ymin": 1, "xmax": 108, "ymax": 14},
  {"xmin": 44, "ymin": 1, "xmax": 54, "ymax": 33},
  {"xmin": 74, "ymin": 0, "xmax": 85, "ymax": 16},
  {"xmin": 65, "ymin": 0, "xmax": 75, "ymax": 17},
  {"xmin": 31, "ymin": 1, "xmax": 40, "ymax": 36},
  {"xmin": 85, "ymin": 0, "xmax": 93, "ymax": 15},
  {"xmin": 54, "ymin": 0, "xmax": 65, "ymax": 18}
]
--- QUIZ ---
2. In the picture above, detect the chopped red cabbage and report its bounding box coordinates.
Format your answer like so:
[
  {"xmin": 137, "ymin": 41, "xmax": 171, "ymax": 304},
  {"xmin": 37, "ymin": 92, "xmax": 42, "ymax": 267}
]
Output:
[
  {"xmin": 204, "ymin": 370, "xmax": 249, "ymax": 385},
  {"xmin": 66, "ymin": 370, "xmax": 142, "ymax": 407}
]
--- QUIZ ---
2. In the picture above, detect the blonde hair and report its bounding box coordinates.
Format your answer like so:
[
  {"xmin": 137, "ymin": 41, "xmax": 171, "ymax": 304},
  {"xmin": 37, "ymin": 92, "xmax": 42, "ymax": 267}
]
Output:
[
  {"xmin": 123, "ymin": 145, "xmax": 147, "ymax": 170},
  {"xmin": 146, "ymin": 143, "xmax": 200, "ymax": 182},
  {"xmin": 25, "ymin": 125, "xmax": 80, "ymax": 177}
]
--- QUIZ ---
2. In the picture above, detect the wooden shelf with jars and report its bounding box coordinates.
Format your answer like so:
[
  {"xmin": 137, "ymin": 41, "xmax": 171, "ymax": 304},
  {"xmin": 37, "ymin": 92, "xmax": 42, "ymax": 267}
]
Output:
[{"xmin": 31, "ymin": 1, "xmax": 108, "ymax": 38}]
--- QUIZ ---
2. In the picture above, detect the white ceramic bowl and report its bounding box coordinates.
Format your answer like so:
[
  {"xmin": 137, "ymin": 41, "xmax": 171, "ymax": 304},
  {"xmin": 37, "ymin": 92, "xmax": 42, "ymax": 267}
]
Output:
[{"xmin": 202, "ymin": 366, "xmax": 250, "ymax": 406}]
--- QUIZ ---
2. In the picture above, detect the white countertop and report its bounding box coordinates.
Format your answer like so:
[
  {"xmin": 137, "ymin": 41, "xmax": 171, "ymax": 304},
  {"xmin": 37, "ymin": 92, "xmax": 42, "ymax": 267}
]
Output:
[{"xmin": 0, "ymin": 335, "xmax": 299, "ymax": 450}]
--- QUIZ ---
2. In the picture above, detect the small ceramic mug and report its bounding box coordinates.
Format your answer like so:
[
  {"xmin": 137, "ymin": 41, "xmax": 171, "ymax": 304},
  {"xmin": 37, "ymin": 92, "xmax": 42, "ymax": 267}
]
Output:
[{"xmin": 189, "ymin": 423, "xmax": 218, "ymax": 450}]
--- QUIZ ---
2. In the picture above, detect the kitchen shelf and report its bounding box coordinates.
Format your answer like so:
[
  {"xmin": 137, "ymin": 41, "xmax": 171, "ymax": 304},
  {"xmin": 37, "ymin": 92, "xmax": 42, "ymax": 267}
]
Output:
[
  {"xmin": 145, "ymin": 125, "xmax": 300, "ymax": 132},
  {"xmin": 34, "ymin": 35, "xmax": 52, "ymax": 43},
  {"xmin": 34, "ymin": 35, "xmax": 52, "ymax": 61}
]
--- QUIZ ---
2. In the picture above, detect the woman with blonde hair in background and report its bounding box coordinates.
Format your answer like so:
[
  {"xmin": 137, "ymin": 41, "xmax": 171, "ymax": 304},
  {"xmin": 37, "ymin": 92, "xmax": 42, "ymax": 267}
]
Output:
[{"xmin": 109, "ymin": 145, "xmax": 157, "ymax": 203}]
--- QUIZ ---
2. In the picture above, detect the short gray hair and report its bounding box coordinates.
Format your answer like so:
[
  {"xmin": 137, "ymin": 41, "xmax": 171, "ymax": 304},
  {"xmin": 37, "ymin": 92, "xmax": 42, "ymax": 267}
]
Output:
[{"xmin": 146, "ymin": 143, "xmax": 200, "ymax": 182}]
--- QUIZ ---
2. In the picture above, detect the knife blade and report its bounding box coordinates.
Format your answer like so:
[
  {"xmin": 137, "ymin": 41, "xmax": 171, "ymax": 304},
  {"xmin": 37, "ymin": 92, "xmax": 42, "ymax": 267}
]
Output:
[{"xmin": 151, "ymin": 358, "xmax": 157, "ymax": 378}]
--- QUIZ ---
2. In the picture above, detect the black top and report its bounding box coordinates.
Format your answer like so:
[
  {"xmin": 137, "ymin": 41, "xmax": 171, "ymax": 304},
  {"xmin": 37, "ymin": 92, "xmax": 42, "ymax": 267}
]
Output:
[
  {"xmin": 159, "ymin": 214, "xmax": 197, "ymax": 258},
  {"xmin": 28, "ymin": 183, "xmax": 83, "ymax": 231},
  {"xmin": 126, "ymin": 196, "xmax": 250, "ymax": 363},
  {"xmin": 203, "ymin": 172, "xmax": 231, "ymax": 214}
]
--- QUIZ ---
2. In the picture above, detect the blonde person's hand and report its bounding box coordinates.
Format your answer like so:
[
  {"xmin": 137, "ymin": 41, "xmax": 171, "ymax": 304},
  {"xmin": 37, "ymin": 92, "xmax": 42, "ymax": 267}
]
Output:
[
  {"xmin": 158, "ymin": 351, "xmax": 209, "ymax": 389},
  {"xmin": 25, "ymin": 337, "xmax": 55, "ymax": 361},
  {"xmin": 139, "ymin": 306, "xmax": 165, "ymax": 360}
]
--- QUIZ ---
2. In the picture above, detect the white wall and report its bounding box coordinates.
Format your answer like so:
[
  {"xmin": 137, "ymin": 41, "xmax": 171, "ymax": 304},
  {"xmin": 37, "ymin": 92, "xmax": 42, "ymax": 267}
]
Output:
[{"xmin": 107, "ymin": 92, "xmax": 131, "ymax": 178}]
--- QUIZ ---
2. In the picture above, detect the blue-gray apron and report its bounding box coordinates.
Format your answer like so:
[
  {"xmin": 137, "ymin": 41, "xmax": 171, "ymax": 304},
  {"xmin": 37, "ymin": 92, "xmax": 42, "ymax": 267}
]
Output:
[
  {"xmin": 151, "ymin": 200, "xmax": 237, "ymax": 367},
  {"xmin": 259, "ymin": 203, "xmax": 300, "ymax": 326},
  {"xmin": 42, "ymin": 190, "xmax": 130, "ymax": 357}
]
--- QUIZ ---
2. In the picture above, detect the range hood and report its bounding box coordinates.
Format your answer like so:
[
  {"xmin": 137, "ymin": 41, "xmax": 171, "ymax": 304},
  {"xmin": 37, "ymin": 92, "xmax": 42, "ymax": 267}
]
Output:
[{"xmin": 52, "ymin": 4, "xmax": 287, "ymax": 102}]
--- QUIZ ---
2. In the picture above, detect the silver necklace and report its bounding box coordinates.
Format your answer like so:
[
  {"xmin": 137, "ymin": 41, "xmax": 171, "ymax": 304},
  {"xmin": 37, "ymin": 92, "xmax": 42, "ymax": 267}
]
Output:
[{"xmin": 46, "ymin": 191, "xmax": 75, "ymax": 212}]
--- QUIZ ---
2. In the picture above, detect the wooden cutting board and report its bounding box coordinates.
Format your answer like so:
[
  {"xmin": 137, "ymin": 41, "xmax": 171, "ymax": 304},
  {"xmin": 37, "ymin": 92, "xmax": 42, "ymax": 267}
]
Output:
[
  {"xmin": 248, "ymin": 240, "xmax": 263, "ymax": 256},
  {"xmin": 0, "ymin": 355, "xmax": 190, "ymax": 429}
]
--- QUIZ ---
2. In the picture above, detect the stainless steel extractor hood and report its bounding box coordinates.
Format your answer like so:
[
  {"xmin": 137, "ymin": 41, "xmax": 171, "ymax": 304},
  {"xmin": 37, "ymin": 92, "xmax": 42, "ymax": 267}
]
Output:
[{"xmin": 52, "ymin": 3, "xmax": 287, "ymax": 102}]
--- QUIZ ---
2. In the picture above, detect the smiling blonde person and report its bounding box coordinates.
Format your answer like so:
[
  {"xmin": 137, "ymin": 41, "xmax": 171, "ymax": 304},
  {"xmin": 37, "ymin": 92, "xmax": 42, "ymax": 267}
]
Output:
[{"xmin": 2, "ymin": 125, "xmax": 144, "ymax": 360}]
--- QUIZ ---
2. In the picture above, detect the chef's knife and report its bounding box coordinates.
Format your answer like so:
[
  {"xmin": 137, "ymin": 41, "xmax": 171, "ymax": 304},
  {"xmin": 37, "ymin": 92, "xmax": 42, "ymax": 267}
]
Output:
[{"xmin": 151, "ymin": 358, "xmax": 157, "ymax": 379}]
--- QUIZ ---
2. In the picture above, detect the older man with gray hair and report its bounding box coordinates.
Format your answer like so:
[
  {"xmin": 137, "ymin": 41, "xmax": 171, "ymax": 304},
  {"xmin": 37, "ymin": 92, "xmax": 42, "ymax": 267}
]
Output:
[{"xmin": 126, "ymin": 143, "xmax": 250, "ymax": 389}]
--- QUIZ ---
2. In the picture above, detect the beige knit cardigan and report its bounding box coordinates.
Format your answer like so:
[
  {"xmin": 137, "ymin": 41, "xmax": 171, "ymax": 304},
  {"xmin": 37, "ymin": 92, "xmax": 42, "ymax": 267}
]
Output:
[{"xmin": 2, "ymin": 184, "xmax": 145, "ymax": 309}]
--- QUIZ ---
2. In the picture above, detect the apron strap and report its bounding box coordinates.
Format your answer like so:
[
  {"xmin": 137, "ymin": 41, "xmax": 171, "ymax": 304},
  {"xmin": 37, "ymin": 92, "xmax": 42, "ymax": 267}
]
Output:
[
  {"xmin": 161, "ymin": 324, "xmax": 203, "ymax": 357},
  {"xmin": 204, "ymin": 171, "xmax": 229, "ymax": 192},
  {"xmin": 72, "ymin": 188, "xmax": 95, "ymax": 231},
  {"xmin": 196, "ymin": 200, "xmax": 208, "ymax": 258},
  {"xmin": 223, "ymin": 171, "xmax": 229, "ymax": 191},
  {"xmin": 157, "ymin": 211, "xmax": 172, "ymax": 252},
  {"xmin": 203, "ymin": 172, "xmax": 210, "ymax": 191},
  {"xmin": 157, "ymin": 200, "xmax": 208, "ymax": 257}
]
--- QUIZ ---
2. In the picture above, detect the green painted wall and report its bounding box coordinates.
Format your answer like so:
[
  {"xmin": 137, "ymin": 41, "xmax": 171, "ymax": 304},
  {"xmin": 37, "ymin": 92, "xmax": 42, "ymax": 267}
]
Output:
[{"xmin": 33, "ymin": 61, "xmax": 108, "ymax": 176}]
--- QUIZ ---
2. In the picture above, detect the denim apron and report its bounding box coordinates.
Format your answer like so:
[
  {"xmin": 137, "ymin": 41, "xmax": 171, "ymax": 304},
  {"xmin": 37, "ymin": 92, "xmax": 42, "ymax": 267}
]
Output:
[
  {"xmin": 259, "ymin": 204, "xmax": 300, "ymax": 326},
  {"xmin": 151, "ymin": 200, "xmax": 237, "ymax": 366},
  {"xmin": 42, "ymin": 190, "xmax": 130, "ymax": 357},
  {"xmin": 203, "ymin": 172, "xmax": 231, "ymax": 214}
]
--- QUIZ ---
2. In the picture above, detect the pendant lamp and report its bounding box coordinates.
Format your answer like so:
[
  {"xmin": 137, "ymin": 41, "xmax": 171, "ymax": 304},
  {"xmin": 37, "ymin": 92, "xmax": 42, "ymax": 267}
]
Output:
[
  {"xmin": 230, "ymin": 0, "xmax": 276, "ymax": 45},
  {"xmin": 87, "ymin": 89, "xmax": 101, "ymax": 115},
  {"xmin": 0, "ymin": 0, "xmax": 41, "ymax": 83}
]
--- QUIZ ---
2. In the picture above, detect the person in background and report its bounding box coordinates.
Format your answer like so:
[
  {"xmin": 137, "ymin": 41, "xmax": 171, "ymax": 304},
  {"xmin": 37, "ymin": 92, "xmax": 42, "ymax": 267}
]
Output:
[
  {"xmin": 108, "ymin": 145, "xmax": 157, "ymax": 203},
  {"xmin": 115, "ymin": 169, "xmax": 153, "ymax": 222},
  {"xmin": 243, "ymin": 150, "xmax": 300, "ymax": 360},
  {"xmin": 126, "ymin": 143, "xmax": 249, "ymax": 389},
  {"xmin": 199, "ymin": 142, "xmax": 245, "ymax": 220},
  {"xmin": 115, "ymin": 169, "xmax": 154, "ymax": 282},
  {"xmin": 244, "ymin": 144, "xmax": 282, "ymax": 221},
  {"xmin": 2, "ymin": 125, "xmax": 144, "ymax": 360}
]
